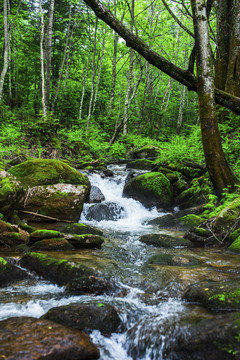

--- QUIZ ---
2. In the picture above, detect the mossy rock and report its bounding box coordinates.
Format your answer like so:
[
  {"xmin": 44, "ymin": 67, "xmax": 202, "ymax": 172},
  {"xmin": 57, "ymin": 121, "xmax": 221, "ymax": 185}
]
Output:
[
  {"xmin": 123, "ymin": 172, "xmax": 173, "ymax": 209},
  {"xmin": 0, "ymin": 257, "xmax": 29, "ymax": 286},
  {"xmin": 214, "ymin": 197, "xmax": 240, "ymax": 233},
  {"xmin": 22, "ymin": 183, "xmax": 89, "ymax": 222},
  {"xmin": 228, "ymin": 236, "xmax": 240, "ymax": 253},
  {"xmin": 126, "ymin": 159, "xmax": 154, "ymax": 170},
  {"xmin": 130, "ymin": 145, "xmax": 159, "ymax": 159},
  {"xmin": 0, "ymin": 171, "xmax": 25, "ymax": 216},
  {"xmin": 229, "ymin": 229, "xmax": 240, "ymax": 242},
  {"xmin": 29, "ymin": 229, "xmax": 62, "ymax": 245},
  {"xmin": 0, "ymin": 220, "xmax": 15, "ymax": 233},
  {"xmin": 139, "ymin": 233, "xmax": 192, "ymax": 248},
  {"xmin": 146, "ymin": 214, "xmax": 177, "ymax": 228},
  {"xmin": 19, "ymin": 252, "xmax": 94, "ymax": 286},
  {"xmin": 9, "ymin": 159, "xmax": 90, "ymax": 188},
  {"xmin": 0, "ymin": 231, "xmax": 29, "ymax": 248},
  {"xmin": 184, "ymin": 279, "xmax": 240, "ymax": 312},
  {"xmin": 30, "ymin": 238, "xmax": 74, "ymax": 251},
  {"xmin": 64, "ymin": 234, "xmax": 104, "ymax": 249},
  {"xmin": 61, "ymin": 223, "xmax": 103, "ymax": 236},
  {"xmin": 175, "ymin": 176, "xmax": 211, "ymax": 208},
  {"xmin": 148, "ymin": 254, "xmax": 202, "ymax": 266},
  {"xmin": 178, "ymin": 214, "xmax": 203, "ymax": 229}
]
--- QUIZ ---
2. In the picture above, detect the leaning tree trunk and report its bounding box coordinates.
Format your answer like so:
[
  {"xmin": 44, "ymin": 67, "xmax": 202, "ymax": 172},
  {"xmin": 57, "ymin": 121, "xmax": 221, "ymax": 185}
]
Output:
[{"xmin": 191, "ymin": 0, "xmax": 236, "ymax": 195}]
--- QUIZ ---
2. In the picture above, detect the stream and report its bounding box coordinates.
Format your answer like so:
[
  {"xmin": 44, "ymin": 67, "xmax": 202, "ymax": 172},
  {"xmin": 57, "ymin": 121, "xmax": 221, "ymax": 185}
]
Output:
[{"xmin": 1, "ymin": 164, "xmax": 240, "ymax": 359}]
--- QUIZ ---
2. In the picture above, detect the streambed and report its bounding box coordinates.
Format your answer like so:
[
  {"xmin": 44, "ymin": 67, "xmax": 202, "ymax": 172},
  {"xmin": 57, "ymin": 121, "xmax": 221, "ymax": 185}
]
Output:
[{"xmin": 1, "ymin": 165, "xmax": 240, "ymax": 359}]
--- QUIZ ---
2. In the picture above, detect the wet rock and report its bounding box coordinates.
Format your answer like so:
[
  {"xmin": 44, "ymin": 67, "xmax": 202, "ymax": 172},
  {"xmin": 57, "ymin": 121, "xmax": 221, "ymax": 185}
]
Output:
[
  {"xmin": 0, "ymin": 316, "xmax": 100, "ymax": 360},
  {"xmin": 170, "ymin": 312, "xmax": 240, "ymax": 360},
  {"xmin": 140, "ymin": 233, "xmax": 192, "ymax": 248},
  {"xmin": 20, "ymin": 252, "xmax": 94, "ymax": 286},
  {"xmin": 0, "ymin": 257, "xmax": 29, "ymax": 287},
  {"xmin": 30, "ymin": 238, "xmax": 74, "ymax": 251},
  {"xmin": 85, "ymin": 202, "xmax": 125, "ymax": 221},
  {"xmin": 147, "ymin": 254, "xmax": 202, "ymax": 267},
  {"xmin": 177, "ymin": 214, "xmax": 203, "ymax": 229},
  {"xmin": 42, "ymin": 302, "xmax": 121, "ymax": 336},
  {"xmin": 184, "ymin": 279, "xmax": 240, "ymax": 312},
  {"xmin": 146, "ymin": 214, "xmax": 177, "ymax": 228},
  {"xmin": 22, "ymin": 183, "xmax": 89, "ymax": 222},
  {"xmin": 123, "ymin": 172, "xmax": 173, "ymax": 209},
  {"xmin": 102, "ymin": 168, "xmax": 114, "ymax": 177},
  {"xmin": 64, "ymin": 234, "xmax": 104, "ymax": 249},
  {"xmin": 89, "ymin": 185, "xmax": 105, "ymax": 203},
  {"xmin": 0, "ymin": 171, "xmax": 25, "ymax": 216},
  {"xmin": 62, "ymin": 223, "xmax": 103, "ymax": 236},
  {"xmin": 66, "ymin": 275, "xmax": 113, "ymax": 296}
]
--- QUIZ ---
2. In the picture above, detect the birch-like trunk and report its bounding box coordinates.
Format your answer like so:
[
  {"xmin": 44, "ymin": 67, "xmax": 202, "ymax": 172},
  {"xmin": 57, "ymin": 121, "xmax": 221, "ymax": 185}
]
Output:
[
  {"xmin": 51, "ymin": 4, "xmax": 72, "ymax": 113},
  {"xmin": 39, "ymin": 0, "xmax": 47, "ymax": 118},
  {"xmin": 45, "ymin": 0, "xmax": 55, "ymax": 108},
  {"xmin": 86, "ymin": 17, "xmax": 98, "ymax": 133},
  {"xmin": 0, "ymin": 0, "xmax": 9, "ymax": 103},
  {"xmin": 191, "ymin": 0, "xmax": 236, "ymax": 195}
]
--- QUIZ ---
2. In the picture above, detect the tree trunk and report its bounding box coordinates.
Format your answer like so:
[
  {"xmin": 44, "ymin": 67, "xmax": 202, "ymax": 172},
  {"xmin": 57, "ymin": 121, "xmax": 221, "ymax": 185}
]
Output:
[
  {"xmin": 191, "ymin": 0, "xmax": 236, "ymax": 195},
  {"xmin": 45, "ymin": 0, "xmax": 55, "ymax": 108},
  {"xmin": 0, "ymin": 0, "xmax": 9, "ymax": 103},
  {"xmin": 39, "ymin": 0, "xmax": 47, "ymax": 118}
]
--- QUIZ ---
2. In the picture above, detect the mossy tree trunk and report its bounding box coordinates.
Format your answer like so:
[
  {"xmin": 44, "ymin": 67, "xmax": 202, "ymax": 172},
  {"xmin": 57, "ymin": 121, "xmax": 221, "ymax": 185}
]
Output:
[{"xmin": 191, "ymin": 0, "xmax": 236, "ymax": 195}]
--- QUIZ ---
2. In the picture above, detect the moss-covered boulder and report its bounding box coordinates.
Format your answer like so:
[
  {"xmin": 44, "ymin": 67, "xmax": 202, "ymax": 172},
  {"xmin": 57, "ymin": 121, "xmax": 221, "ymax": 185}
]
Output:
[
  {"xmin": 0, "ymin": 171, "xmax": 24, "ymax": 216},
  {"xmin": 30, "ymin": 238, "xmax": 74, "ymax": 251},
  {"xmin": 0, "ymin": 257, "xmax": 29, "ymax": 286},
  {"xmin": 214, "ymin": 197, "xmax": 240, "ymax": 234},
  {"xmin": 42, "ymin": 302, "xmax": 121, "ymax": 336},
  {"xmin": 19, "ymin": 252, "xmax": 94, "ymax": 286},
  {"xmin": 130, "ymin": 145, "xmax": 159, "ymax": 159},
  {"xmin": 123, "ymin": 172, "xmax": 173, "ymax": 209},
  {"xmin": 139, "ymin": 233, "xmax": 192, "ymax": 248},
  {"xmin": 178, "ymin": 214, "xmax": 203, "ymax": 229},
  {"xmin": 147, "ymin": 254, "xmax": 202, "ymax": 266},
  {"xmin": 0, "ymin": 231, "xmax": 29, "ymax": 248},
  {"xmin": 184, "ymin": 279, "xmax": 240, "ymax": 312},
  {"xmin": 9, "ymin": 159, "xmax": 89, "ymax": 188},
  {"xmin": 62, "ymin": 223, "xmax": 103, "ymax": 236},
  {"xmin": 0, "ymin": 220, "xmax": 15, "ymax": 233},
  {"xmin": 22, "ymin": 183, "xmax": 89, "ymax": 222},
  {"xmin": 64, "ymin": 234, "xmax": 104, "ymax": 249},
  {"xmin": 126, "ymin": 159, "xmax": 154, "ymax": 170}
]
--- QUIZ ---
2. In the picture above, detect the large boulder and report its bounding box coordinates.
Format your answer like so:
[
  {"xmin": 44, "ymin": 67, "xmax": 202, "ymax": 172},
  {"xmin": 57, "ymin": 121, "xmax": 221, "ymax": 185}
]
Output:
[
  {"xmin": 89, "ymin": 185, "xmax": 105, "ymax": 203},
  {"xmin": 9, "ymin": 159, "xmax": 89, "ymax": 187},
  {"xmin": 139, "ymin": 233, "xmax": 192, "ymax": 248},
  {"xmin": 130, "ymin": 145, "xmax": 159, "ymax": 159},
  {"xmin": 42, "ymin": 302, "xmax": 121, "ymax": 336},
  {"xmin": 22, "ymin": 183, "xmax": 89, "ymax": 222},
  {"xmin": 123, "ymin": 172, "xmax": 173, "ymax": 209},
  {"xmin": 64, "ymin": 234, "xmax": 104, "ymax": 249},
  {"xmin": 0, "ymin": 171, "xmax": 24, "ymax": 216},
  {"xmin": 0, "ymin": 257, "xmax": 29, "ymax": 287},
  {"xmin": 0, "ymin": 316, "xmax": 100, "ymax": 360},
  {"xmin": 20, "ymin": 252, "xmax": 94, "ymax": 286},
  {"xmin": 30, "ymin": 238, "xmax": 74, "ymax": 251}
]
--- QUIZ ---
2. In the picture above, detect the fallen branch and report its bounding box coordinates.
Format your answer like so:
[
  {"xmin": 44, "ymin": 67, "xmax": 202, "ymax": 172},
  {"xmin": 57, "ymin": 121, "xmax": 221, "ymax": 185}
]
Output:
[{"xmin": 19, "ymin": 210, "xmax": 74, "ymax": 223}]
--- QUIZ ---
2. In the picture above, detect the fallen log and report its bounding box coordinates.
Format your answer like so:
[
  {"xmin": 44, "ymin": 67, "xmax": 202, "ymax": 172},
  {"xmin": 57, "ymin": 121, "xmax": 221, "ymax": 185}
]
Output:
[{"xmin": 19, "ymin": 210, "xmax": 74, "ymax": 223}]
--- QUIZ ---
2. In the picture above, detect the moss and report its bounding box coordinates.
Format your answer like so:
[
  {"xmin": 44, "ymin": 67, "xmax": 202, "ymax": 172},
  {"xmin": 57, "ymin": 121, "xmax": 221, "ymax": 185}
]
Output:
[
  {"xmin": 30, "ymin": 229, "xmax": 61, "ymax": 240},
  {"xmin": 228, "ymin": 236, "xmax": 240, "ymax": 252},
  {"xmin": 179, "ymin": 214, "xmax": 203, "ymax": 228},
  {"xmin": 0, "ymin": 257, "xmax": 8, "ymax": 267},
  {"xmin": 127, "ymin": 159, "xmax": 153, "ymax": 170},
  {"xmin": 193, "ymin": 227, "xmax": 211, "ymax": 237},
  {"xmin": 209, "ymin": 289, "xmax": 240, "ymax": 305},
  {"xmin": 62, "ymin": 223, "xmax": 103, "ymax": 236},
  {"xmin": 0, "ymin": 213, "xmax": 4, "ymax": 220},
  {"xmin": 9, "ymin": 159, "xmax": 89, "ymax": 188},
  {"xmin": 140, "ymin": 172, "xmax": 170, "ymax": 196},
  {"xmin": 28, "ymin": 252, "xmax": 69, "ymax": 267}
]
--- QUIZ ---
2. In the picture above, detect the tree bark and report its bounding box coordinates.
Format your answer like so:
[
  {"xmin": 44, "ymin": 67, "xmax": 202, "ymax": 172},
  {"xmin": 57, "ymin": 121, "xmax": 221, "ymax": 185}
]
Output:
[
  {"xmin": 82, "ymin": 0, "xmax": 240, "ymax": 115},
  {"xmin": 191, "ymin": 0, "xmax": 236, "ymax": 195},
  {"xmin": 39, "ymin": 0, "xmax": 47, "ymax": 118},
  {"xmin": 0, "ymin": 0, "xmax": 9, "ymax": 103},
  {"xmin": 45, "ymin": 0, "xmax": 55, "ymax": 108}
]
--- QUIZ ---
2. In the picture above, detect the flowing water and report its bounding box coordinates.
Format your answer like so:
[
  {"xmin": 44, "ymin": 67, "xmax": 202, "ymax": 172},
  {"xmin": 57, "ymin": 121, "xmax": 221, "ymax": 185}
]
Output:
[{"xmin": 1, "ymin": 164, "xmax": 240, "ymax": 359}]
